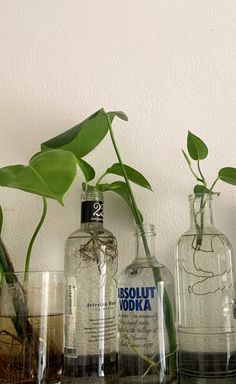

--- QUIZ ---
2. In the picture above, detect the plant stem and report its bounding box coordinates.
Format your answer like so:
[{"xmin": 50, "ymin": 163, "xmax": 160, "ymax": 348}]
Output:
[
  {"xmin": 106, "ymin": 114, "xmax": 142, "ymax": 225},
  {"xmin": 0, "ymin": 236, "xmax": 33, "ymax": 339},
  {"xmin": 209, "ymin": 177, "xmax": 219, "ymax": 192},
  {"xmin": 0, "ymin": 205, "xmax": 3, "ymax": 235},
  {"xmin": 24, "ymin": 197, "xmax": 47, "ymax": 282},
  {"xmin": 197, "ymin": 160, "xmax": 206, "ymax": 185},
  {"xmin": 182, "ymin": 151, "xmax": 202, "ymax": 182},
  {"xmin": 0, "ymin": 261, "xmax": 4, "ymax": 285},
  {"xmin": 96, "ymin": 172, "xmax": 107, "ymax": 187},
  {"xmin": 106, "ymin": 112, "xmax": 176, "ymax": 375}
]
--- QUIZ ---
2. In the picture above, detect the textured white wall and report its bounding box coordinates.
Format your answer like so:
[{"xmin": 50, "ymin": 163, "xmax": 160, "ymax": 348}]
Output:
[{"xmin": 0, "ymin": 1, "xmax": 236, "ymax": 274}]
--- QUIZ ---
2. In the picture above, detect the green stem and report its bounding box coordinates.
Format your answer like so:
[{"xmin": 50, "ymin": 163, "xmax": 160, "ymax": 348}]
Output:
[
  {"xmin": 24, "ymin": 197, "xmax": 47, "ymax": 282},
  {"xmin": 0, "ymin": 205, "xmax": 3, "ymax": 235},
  {"xmin": 209, "ymin": 176, "xmax": 219, "ymax": 192},
  {"xmin": 96, "ymin": 172, "xmax": 107, "ymax": 187},
  {"xmin": 189, "ymin": 164, "xmax": 201, "ymax": 182},
  {"xmin": 197, "ymin": 160, "xmax": 206, "ymax": 185},
  {"xmin": 0, "ymin": 261, "xmax": 4, "ymax": 285},
  {"xmin": 0, "ymin": 236, "xmax": 32, "ymax": 339},
  {"xmin": 106, "ymin": 113, "xmax": 176, "ymax": 375},
  {"xmin": 182, "ymin": 151, "xmax": 203, "ymax": 182},
  {"xmin": 106, "ymin": 114, "xmax": 142, "ymax": 225}
]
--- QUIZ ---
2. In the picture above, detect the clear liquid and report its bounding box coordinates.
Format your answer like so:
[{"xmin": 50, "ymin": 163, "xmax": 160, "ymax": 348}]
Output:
[
  {"xmin": 0, "ymin": 314, "xmax": 63, "ymax": 383},
  {"xmin": 63, "ymin": 353, "xmax": 118, "ymax": 383},
  {"xmin": 179, "ymin": 348, "xmax": 236, "ymax": 384},
  {"xmin": 118, "ymin": 353, "xmax": 178, "ymax": 384}
]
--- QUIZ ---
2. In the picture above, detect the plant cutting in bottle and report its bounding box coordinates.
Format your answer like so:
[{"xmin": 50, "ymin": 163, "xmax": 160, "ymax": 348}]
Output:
[
  {"xmin": 176, "ymin": 132, "xmax": 236, "ymax": 382},
  {"xmin": 182, "ymin": 131, "xmax": 236, "ymax": 297},
  {"xmin": 42, "ymin": 108, "xmax": 177, "ymax": 380},
  {"xmin": 182, "ymin": 130, "xmax": 236, "ymax": 255},
  {"xmin": 183, "ymin": 130, "xmax": 236, "ymax": 194}
]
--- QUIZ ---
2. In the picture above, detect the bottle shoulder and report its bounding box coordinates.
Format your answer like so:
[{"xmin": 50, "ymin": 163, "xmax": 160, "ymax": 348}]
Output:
[
  {"xmin": 177, "ymin": 227, "xmax": 231, "ymax": 248},
  {"xmin": 67, "ymin": 225, "xmax": 116, "ymax": 240},
  {"xmin": 119, "ymin": 258, "xmax": 174, "ymax": 283}
]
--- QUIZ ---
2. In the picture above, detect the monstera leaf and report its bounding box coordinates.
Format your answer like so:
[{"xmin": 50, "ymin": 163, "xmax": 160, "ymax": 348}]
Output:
[{"xmin": 0, "ymin": 149, "xmax": 77, "ymax": 204}]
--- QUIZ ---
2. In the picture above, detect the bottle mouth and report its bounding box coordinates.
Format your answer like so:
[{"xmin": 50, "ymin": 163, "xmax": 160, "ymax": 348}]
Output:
[
  {"xmin": 81, "ymin": 190, "xmax": 104, "ymax": 202},
  {"xmin": 134, "ymin": 224, "xmax": 156, "ymax": 237}
]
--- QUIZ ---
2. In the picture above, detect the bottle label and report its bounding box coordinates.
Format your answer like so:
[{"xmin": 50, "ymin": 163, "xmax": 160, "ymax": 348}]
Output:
[
  {"xmin": 81, "ymin": 201, "xmax": 104, "ymax": 223},
  {"xmin": 118, "ymin": 286, "xmax": 156, "ymax": 311},
  {"xmin": 118, "ymin": 285, "xmax": 160, "ymax": 355},
  {"xmin": 64, "ymin": 277, "xmax": 77, "ymax": 357},
  {"xmin": 64, "ymin": 276, "xmax": 117, "ymax": 356},
  {"xmin": 79, "ymin": 299, "xmax": 117, "ymax": 355}
]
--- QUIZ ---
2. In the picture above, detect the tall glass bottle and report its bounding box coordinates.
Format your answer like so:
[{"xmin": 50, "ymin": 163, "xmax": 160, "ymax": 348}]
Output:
[
  {"xmin": 64, "ymin": 191, "xmax": 118, "ymax": 383},
  {"xmin": 176, "ymin": 193, "xmax": 236, "ymax": 383},
  {"xmin": 118, "ymin": 224, "xmax": 177, "ymax": 384}
]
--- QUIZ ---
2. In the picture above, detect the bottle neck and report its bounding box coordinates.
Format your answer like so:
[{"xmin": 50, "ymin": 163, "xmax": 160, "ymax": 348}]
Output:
[
  {"xmin": 80, "ymin": 191, "xmax": 104, "ymax": 229},
  {"xmin": 188, "ymin": 194, "xmax": 216, "ymax": 232},
  {"xmin": 134, "ymin": 224, "xmax": 156, "ymax": 261}
]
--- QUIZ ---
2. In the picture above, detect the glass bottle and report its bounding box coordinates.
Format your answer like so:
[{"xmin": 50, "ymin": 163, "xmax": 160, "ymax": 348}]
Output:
[
  {"xmin": 64, "ymin": 191, "xmax": 118, "ymax": 383},
  {"xmin": 176, "ymin": 193, "xmax": 236, "ymax": 383},
  {"xmin": 118, "ymin": 224, "xmax": 177, "ymax": 384}
]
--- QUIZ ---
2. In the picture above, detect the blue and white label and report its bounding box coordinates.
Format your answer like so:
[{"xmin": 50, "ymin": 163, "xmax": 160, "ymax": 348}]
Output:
[{"xmin": 118, "ymin": 286, "xmax": 156, "ymax": 311}]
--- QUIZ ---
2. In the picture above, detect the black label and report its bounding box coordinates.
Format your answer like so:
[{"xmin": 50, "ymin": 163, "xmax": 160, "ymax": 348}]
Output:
[{"xmin": 81, "ymin": 201, "xmax": 104, "ymax": 223}]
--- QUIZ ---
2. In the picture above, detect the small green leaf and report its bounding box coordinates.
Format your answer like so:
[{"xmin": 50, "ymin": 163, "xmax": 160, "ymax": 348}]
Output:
[
  {"xmin": 187, "ymin": 131, "xmax": 208, "ymax": 160},
  {"xmin": 0, "ymin": 206, "xmax": 3, "ymax": 235},
  {"xmin": 107, "ymin": 111, "xmax": 128, "ymax": 122},
  {"xmin": 194, "ymin": 185, "xmax": 211, "ymax": 194},
  {"xmin": 77, "ymin": 158, "xmax": 95, "ymax": 182},
  {"xmin": 182, "ymin": 149, "xmax": 191, "ymax": 167},
  {"xmin": 218, "ymin": 167, "xmax": 236, "ymax": 186},
  {"xmin": 0, "ymin": 149, "xmax": 77, "ymax": 204},
  {"xmin": 103, "ymin": 181, "xmax": 143, "ymax": 222},
  {"xmin": 105, "ymin": 163, "xmax": 152, "ymax": 190}
]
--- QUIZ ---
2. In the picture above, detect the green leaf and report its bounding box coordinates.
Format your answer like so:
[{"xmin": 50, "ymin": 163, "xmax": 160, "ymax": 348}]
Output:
[
  {"xmin": 105, "ymin": 163, "xmax": 152, "ymax": 190},
  {"xmin": 0, "ymin": 149, "xmax": 77, "ymax": 204},
  {"xmin": 102, "ymin": 181, "xmax": 143, "ymax": 222},
  {"xmin": 96, "ymin": 183, "xmax": 111, "ymax": 192},
  {"xmin": 218, "ymin": 167, "xmax": 236, "ymax": 186},
  {"xmin": 41, "ymin": 109, "xmax": 128, "ymax": 158},
  {"xmin": 194, "ymin": 185, "xmax": 212, "ymax": 194},
  {"xmin": 107, "ymin": 111, "xmax": 128, "ymax": 122},
  {"xmin": 0, "ymin": 206, "xmax": 3, "ymax": 235},
  {"xmin": 187, "ymin": 131, "xmax": 208, "ymax": 160},
  {"xmin": 77, "ymin": 158, "xmax": 95, "ymax": 182}
]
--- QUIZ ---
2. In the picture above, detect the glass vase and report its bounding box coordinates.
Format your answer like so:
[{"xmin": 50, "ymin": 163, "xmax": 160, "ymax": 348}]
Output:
[
  {"xmin": 176, "ymin": 193, "xmax": 236, "ymax": 383},
  {"xmin": 0, "ymin": 271, "xmax": 64, "ymax": 384},
  {"xmin": 118, "ymin": 224, "xmax": 177, "ymax": 384}
]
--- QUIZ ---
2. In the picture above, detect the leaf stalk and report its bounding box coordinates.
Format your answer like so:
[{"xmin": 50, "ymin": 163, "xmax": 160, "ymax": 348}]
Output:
[{"xmin": 24, "ymin": 197, "xmax": 47, "ymax": 282}]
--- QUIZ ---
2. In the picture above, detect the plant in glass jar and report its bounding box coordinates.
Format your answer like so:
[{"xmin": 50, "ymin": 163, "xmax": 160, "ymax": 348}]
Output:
[
  {"xmin": 176, "ymin": 131, "xmax": 236, "ymax": 383},
  {"xmin": 0, "ymin": 149, "xmax": 78, "ymax": 383},
  {"xmin": 43, "ymin": 109, "xmax": 177, "ymax": 383}
]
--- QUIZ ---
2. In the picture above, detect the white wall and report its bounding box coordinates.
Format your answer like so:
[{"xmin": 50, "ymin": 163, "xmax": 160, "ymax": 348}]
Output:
[{"xmin": 0, "ymin": 1, "xmax": 236, "ymax": 274}]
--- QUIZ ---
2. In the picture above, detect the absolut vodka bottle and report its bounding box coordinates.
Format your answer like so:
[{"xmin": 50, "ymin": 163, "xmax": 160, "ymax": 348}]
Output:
[
  {"xmin": 118, "ymin": 224, "xmax": 177, "ymax": 384},
  {"xmin": 64, "ymin": 191, "xmax": 118, "ymax": 383}
]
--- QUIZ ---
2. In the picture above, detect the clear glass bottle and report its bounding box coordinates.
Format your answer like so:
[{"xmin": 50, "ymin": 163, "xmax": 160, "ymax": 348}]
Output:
[
  {"xmin": 64, "ymin": 191, "xmax": 118, "ymax": 383},
  {"xmin": 118, "ymin": 224, "xmax": 177, "ymax": 384},
  {"xmin": 176, "ymin": 193, "xmax": 236, "ymax": 383}
]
